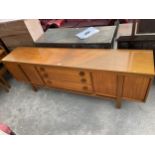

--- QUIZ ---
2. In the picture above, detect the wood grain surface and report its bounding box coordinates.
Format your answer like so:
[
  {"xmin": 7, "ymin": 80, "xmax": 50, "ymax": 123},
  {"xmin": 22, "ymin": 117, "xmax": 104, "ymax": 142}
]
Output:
[{"xmin": 3, "ymin": 47, "xmax": 154, "ymax": 76}]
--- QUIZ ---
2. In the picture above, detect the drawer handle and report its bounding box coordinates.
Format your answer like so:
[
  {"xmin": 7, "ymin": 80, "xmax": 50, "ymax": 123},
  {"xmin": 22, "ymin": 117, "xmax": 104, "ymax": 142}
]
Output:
[
  {"xmin": 47, "ymin": 80, "xmax": 52, "ymax": 84},
  {"xmin": 81, "ymin": 78, "xmax": 87, "ymax": 83},
  {"xmin": 79, "ymin": 71, "xmax": 85, "ymax": 76},
  {"xmin": 44, "ymin": 73, "xmax": 48, "ymax": 78},
  {"xmin": 83, "ymin": 86, "xmax": 88, "ymax": 90},
  {"xmin": 40, "ymin": 67, "xmax": 45, "ymax": 71}
]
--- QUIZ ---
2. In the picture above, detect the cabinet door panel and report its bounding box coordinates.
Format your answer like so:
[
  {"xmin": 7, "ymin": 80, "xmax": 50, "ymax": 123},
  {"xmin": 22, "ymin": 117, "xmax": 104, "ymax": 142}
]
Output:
[
  {"xmin": 123, "ymin": 75, "xmax": 150, "ymax": 101},
  {"xmin": 4, "ymin": 62, "xmax": 28, "ymax": 82},
  {"xmin": 92, "ymin": 71, "xmax": 117, "ymax": 97},
  {"xmin": 20, "ymin": 64, "xmax": 44, "ymax": 85}
]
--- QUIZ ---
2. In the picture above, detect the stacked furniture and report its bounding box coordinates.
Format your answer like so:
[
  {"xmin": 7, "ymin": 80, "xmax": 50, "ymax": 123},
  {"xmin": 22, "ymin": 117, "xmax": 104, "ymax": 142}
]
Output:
[
  {"xmin": 36, "ymin": 25, "xmax": 118, "ymax": 48},
  {"xmin": 2, "ymin": 47, "xmax": 154, "ymax": 108},
  {"xmin": 0, "ymin": 19, "xmax": 43, "ymax": 50},
  {"xmin": 117, "ymin": 20, "xmax": 155, "ymax": 50}
]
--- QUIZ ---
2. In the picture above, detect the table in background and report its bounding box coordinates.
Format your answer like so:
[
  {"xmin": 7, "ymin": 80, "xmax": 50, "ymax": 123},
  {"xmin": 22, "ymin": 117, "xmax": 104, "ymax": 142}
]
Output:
[{"xmin": 35, "ymin": 26, "xmax": 117, "ymax": 48}]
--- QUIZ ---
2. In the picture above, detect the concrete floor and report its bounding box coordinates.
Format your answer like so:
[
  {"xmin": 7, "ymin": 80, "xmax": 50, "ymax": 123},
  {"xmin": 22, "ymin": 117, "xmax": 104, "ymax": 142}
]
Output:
[{"xmin": 0, "ymin": 79, "xmax": 155, "ymax": 135}]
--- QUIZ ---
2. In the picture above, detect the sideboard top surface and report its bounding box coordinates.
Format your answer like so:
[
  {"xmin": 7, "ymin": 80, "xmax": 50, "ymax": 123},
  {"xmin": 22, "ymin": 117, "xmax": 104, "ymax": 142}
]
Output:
[{"xmin": 2, "ymin": 47, "xmax": 155, "ymax": 76}]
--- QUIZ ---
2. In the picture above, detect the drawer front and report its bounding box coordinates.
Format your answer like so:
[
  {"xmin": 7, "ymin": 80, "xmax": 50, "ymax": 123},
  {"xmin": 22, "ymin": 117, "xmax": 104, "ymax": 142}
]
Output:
[
  {"xmin": 37, "ymin": 66, "xmax": 92, "ymax": 84},
  {"xmin": 122, "ymin": 75, "xmax": 150, "ymax": 101},
  {"xmin": 46, "ymin": 80, "xmax": 93, "ymax": 93},
  {"xmin": 92, "ymin": 71, "xmax": 117, "ymax": 97}
]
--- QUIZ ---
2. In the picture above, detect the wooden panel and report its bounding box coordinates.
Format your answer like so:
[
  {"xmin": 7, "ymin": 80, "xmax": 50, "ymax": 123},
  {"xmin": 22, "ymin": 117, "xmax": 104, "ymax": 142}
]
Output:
[
  {"xmin": 20, "ymin": 64, "xmax": 44, "ymax": 85},
  {"xmin": 46, "ymin": 80, "xmax": 93, "ymax": 94},
  {"xmin": 0, "ymin": 19, "xmax": 43, "ymax": 50},
  {"xmin": 38, "ymin": 66, "xmax": 92, "ymax": 84},
  {"xmin": 24, "ymin": 19, "xmax": 44, "ymax": 41},
  {"xmin": 3, "ymin": 47, "xmax": 154, "ymax": 76},
  {"xmin": 0, "ymin": 20, "xmax": 27, "ymax": 37},
  {"xmin": 123, "ymin": 75, "xmax": 150, "ymax": 101},
  {"xmin": 136, "ymin": 19, "xmax": 155, "ymax": 34},
  {"xmin": 92, "ymin": 71, "xmax": 117, "ymax": 97},
  {"xmin": 4, "ymin": 62, "xmax": 28, "ymax": 82},
  {"xmin": 1, "ymin": 34, "xmax": 33, "ymax": 49}
]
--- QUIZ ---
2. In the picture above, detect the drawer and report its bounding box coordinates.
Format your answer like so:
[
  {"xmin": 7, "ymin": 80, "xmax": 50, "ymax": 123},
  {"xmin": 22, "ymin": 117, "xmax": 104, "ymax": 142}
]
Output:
[
  {"xmin": 45, "ymin": 80, "xmax": 93, "ymax": 93},
  {"xmin": 37, "ymin": 66, "xmax": 92, "ymax": 84}
]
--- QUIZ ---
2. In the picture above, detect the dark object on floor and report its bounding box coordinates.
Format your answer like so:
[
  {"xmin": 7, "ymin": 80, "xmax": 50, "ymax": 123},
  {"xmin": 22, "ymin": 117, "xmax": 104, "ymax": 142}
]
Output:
[{"xmin": 36, "ymin": 25, "xmax": 118, "ymax": 48}]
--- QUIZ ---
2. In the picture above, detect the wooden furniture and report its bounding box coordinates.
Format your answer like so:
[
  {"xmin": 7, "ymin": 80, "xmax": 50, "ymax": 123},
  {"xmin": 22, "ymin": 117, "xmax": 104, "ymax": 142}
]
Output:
[
  {"xmin": 35, "ymin": 26, "xmax": 118, "ymax": 48},
  {"xmin": 0, "ymin": 38, "xmax": 10, "ymax": 53},
  {"xmin": 117, "ymin": 20, "xmax": 155, "ymax": 50},
  {"xmin": 2, "ymin": 47, "xmax": 154, "ymax": 108},
  {"xmin": 0, "ymin": 47, "xmax": 10, "ymax": 92},
  {"xmin": 0, "ymin": 19, "xmax": 43, "ymax": 50}
]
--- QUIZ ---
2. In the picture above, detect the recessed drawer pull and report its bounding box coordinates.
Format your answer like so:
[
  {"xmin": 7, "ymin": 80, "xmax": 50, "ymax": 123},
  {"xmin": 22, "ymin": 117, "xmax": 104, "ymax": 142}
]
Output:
[
  {"xmin": 40, "ymin": 67, "xmax": 45, "ymax": 71},
  {"xmin": 81, "ymin": 78, "xmax": 87, "ymax": 83},
  {"xmin": 44, "ymin": 73, "xmax": 48, "ymax": 78},
  {"xmin": 79, "ymin": 71, "xmax": 85, "ymax": 76},
  {"xmin": 47, "ymin": 80, "xmax": 52, "ymax": 84},
  {"xmin": 83, "ymin": 86, "xmax": 88, "ymax": 90}
]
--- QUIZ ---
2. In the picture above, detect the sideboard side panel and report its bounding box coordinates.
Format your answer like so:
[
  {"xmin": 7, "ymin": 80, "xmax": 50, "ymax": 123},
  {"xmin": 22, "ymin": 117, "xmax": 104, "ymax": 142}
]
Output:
[
  {"xmin": 4, "ymin": 62, "xmax": 28, "ymax": 82},
  {"xmin": 20, "ymin": 64, "xmax": 44, "ymax": 85}
]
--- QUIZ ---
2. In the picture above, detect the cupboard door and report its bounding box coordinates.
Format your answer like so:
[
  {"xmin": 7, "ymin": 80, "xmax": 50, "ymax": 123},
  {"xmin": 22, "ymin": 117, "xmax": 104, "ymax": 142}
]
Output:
[
  {"xmin": 20, "ymin": 64, "xmax": 44, "ymax": 85},
  {"xmin": 123, "ymin": 75, "xmax": 150, "ymax": 101},
  {"xmin": 92, "ymin": 71, "xmax": 117, "ymax": 97},
  {"xmin": 4, "ymin": 62, "xmax": 28, "ymax": 82}
]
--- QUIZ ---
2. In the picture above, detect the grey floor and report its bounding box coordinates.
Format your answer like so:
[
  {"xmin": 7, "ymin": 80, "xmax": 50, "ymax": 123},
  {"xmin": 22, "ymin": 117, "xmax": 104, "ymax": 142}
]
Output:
[{"xmin": 0, "ymin": 78, "xmax": 155, "ymax": 135}]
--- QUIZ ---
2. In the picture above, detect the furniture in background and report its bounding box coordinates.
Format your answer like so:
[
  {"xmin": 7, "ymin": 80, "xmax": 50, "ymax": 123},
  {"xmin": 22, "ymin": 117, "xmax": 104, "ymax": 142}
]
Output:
[
  {"xmin": 2, "ymin": 47, "xmax": 154, "ymax": 109},
  {"xmin": 0, "ymin": 38, "xmax": 10, "ymax": 53},
  {"xmin": 0, "ymin": 19, "xmax": 44, "ymax": 50},
  {"xmin": 117, "ymin": 20, "xmax": 155, "ymax": 50},
  {"xmin": 35, "ymin": 25, "xmax": 118, "ymax": 48},
  {"xmin": 0, "ymin": 46, "xmax": 10, "ymax": 92}
]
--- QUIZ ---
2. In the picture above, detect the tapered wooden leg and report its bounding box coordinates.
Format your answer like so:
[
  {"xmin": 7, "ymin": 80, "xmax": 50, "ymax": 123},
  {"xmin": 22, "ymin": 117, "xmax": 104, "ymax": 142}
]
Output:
[
  {"xmin": 116, "ymin": 99, "xmax": 121, "ymax": 109},
  {"xmin": 31, "ymin": 84, "xmax": 38, "ymax": 92},
  {"xmin": 0, "ymin": 77, "xmax": 11, "ymax": 88},
  {"xmin": 0, "ymin": 81, "xmax": 9, "ymax": 92},
  {"xmin": 116, "ymin": 75, "xmax": 124, "ymax": 109}
]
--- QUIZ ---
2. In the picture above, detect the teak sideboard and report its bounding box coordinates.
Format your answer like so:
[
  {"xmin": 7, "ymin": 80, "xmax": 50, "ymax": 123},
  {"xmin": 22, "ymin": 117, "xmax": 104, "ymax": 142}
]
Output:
[{"xmin": 2, "ymin": 47, "xmax": 155, "ymax": 108}]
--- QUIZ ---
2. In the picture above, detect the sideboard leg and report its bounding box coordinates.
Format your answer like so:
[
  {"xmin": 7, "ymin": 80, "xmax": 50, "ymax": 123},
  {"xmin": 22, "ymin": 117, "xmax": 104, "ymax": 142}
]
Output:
[
  {"xmin": 31, "ymin": 85, "xmax": 38, "ymax": 92},
  {"xmin": 116, "ymin": 75, "xmax": 124, "ymax": 109},
  {"xmin": 116, "ymin": 99, "xmax": 121, "ymax": 109}
]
